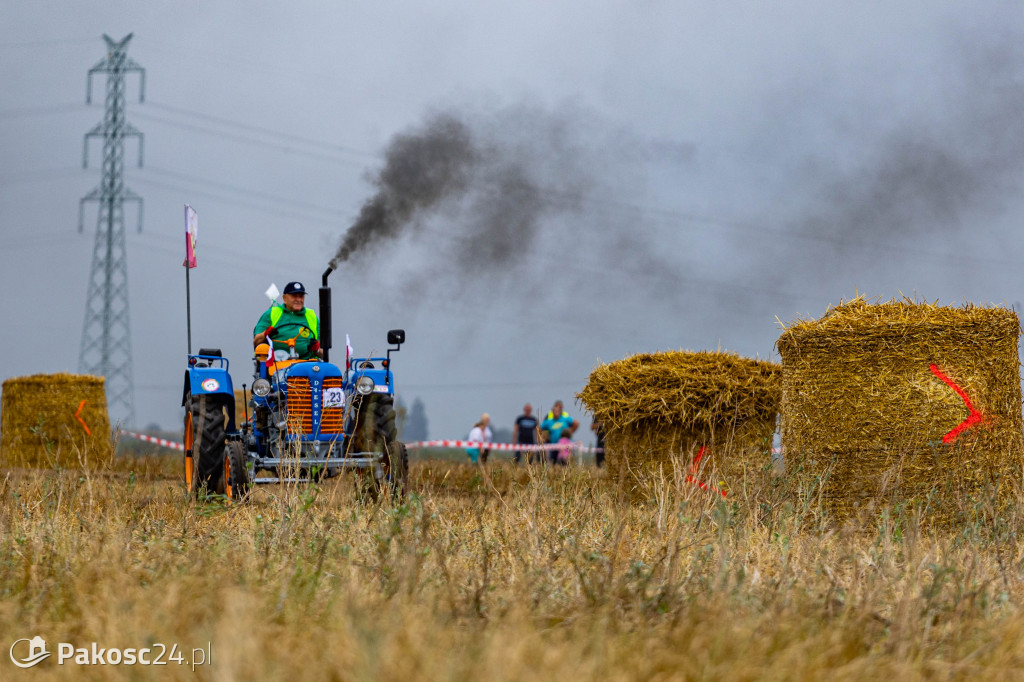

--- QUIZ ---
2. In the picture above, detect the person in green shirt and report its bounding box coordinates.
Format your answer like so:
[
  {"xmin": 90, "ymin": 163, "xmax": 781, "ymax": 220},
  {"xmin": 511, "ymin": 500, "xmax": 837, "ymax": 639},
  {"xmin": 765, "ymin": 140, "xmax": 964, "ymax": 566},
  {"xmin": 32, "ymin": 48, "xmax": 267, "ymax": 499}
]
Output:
[{"xmin": 252, "ymin": 281, "xmax": 322, "ymax": 360}]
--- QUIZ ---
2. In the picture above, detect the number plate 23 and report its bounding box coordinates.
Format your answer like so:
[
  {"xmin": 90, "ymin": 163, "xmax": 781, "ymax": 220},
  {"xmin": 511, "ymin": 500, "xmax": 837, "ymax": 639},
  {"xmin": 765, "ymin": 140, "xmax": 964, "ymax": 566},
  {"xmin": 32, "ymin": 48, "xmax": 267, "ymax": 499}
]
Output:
[{"xmin": 322, "ymin": 387, "xmax": 345, "ymax": 408}]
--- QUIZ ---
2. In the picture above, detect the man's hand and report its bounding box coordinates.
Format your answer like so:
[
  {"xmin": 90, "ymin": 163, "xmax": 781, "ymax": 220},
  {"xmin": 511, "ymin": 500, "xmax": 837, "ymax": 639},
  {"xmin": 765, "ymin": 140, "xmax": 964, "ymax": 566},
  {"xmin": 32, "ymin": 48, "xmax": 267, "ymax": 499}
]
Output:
[
  {"xmin": 309, "ymin": 340, "xmax": 320, "ymax": 353},
  {"xmin": 264, "ymin": 325, "xmax": 277, "ymax": 339}
]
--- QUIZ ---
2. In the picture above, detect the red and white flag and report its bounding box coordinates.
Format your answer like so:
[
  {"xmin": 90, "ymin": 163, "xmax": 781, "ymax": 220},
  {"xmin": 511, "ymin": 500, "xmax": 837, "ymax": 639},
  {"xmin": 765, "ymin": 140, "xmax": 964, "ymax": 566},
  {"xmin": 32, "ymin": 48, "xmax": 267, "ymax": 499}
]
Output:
[
  {"xmin": 346, "ymin": 333, "xmax": 353, "ymax": 365},
  {"xmin": 184, "ymin": 204, "xmax": 198, "ymax": 268}
]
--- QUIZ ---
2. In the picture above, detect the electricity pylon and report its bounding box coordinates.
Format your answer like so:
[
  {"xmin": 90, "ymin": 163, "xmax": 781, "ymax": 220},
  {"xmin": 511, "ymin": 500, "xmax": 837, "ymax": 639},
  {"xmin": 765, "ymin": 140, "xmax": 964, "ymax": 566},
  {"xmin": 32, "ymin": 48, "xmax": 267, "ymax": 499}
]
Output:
[{"xmin": 79, "ymin": 33, "xmax": 145, "ymax": 427}]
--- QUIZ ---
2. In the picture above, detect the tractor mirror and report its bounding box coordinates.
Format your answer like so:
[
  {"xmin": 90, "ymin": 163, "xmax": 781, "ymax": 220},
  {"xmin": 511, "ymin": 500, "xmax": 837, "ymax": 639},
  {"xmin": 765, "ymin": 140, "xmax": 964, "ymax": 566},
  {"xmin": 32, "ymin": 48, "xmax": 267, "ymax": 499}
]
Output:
[{"xmin": 387, "ymin": 329, "xmax": 405, "ymax": 345}]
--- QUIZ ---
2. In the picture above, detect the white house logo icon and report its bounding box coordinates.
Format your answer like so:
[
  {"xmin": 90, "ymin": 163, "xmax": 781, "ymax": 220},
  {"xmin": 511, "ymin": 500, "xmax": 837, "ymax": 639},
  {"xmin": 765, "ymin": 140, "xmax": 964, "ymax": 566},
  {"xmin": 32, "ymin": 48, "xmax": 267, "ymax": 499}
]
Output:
[{"xmin": 10, "ymin": 636, "xmax": 50, "ymax": 668}]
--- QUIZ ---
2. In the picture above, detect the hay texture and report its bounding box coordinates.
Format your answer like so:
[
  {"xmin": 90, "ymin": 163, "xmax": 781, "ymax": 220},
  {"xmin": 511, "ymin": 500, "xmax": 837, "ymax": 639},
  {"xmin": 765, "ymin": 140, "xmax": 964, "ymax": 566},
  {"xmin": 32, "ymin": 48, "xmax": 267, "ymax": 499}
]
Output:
[
  {"xmin": 777, "ymin": 298, "xmax": 1023, "ymax": 525},
  {"xmin": 234, "ymin": 389, "xmax": 249, "ymax": 425},
  {"xmin": 578, "ymin": 351, "xmax": 780, "ymax": 494},
  {"xmin": 1, "ymin": 373, "xmax": 112, "ymax": 469}
]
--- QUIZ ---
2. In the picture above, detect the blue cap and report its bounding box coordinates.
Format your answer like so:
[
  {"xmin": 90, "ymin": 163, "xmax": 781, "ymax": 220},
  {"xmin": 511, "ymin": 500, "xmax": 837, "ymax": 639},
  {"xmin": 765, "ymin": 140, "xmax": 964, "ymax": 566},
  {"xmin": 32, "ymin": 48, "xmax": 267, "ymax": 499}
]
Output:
[{"xmin": 283, "ymin": 281, "xmax": 307, "ymax": 295}]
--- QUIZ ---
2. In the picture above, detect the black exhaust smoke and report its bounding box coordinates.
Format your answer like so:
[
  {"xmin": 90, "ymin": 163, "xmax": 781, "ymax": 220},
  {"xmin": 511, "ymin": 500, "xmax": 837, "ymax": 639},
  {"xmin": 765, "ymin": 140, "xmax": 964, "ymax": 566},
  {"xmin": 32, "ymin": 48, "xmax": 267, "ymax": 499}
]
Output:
[
  {"xmin": 330, "ymin": 113, "xmax": 477, "ymax": 269},
  {"xmin": 328, "ymin": 105, "xmax": 595, "ymax": 283}
]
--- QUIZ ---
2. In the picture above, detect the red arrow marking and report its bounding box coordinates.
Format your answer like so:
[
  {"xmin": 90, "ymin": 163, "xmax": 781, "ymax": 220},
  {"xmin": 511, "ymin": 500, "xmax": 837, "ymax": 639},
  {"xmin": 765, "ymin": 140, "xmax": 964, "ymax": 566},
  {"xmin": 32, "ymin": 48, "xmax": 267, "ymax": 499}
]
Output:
[
  {"xmin": 685, "ymin": 445, "xmax": 727, "ymax": 498},
  {"xmin": 74, "ymin": 399, "xmax": 91, "ymax": 435},
  {"xmin": 929, "ymin": 364, "xmax": 984, "ymax": 444}
]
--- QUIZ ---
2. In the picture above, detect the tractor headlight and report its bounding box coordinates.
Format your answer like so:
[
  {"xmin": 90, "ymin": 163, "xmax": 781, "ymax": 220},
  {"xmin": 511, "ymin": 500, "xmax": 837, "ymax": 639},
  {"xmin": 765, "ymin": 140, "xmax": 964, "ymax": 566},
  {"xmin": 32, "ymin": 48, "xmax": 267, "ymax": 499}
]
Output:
[
  {"xmin": 252, "ymin": 378, "xmax": 271, "ymax": 397},
  {"xmin": 355, "ymin": 376, "xmax": 374, "ymax": 395}
]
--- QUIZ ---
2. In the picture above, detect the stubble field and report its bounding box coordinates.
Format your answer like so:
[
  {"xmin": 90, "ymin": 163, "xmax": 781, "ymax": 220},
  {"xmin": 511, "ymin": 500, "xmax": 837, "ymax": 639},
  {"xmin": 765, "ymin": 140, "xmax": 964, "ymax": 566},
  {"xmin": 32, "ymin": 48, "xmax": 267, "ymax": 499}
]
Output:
[{"xmin": 3, "ymin": 450, "xmax": 1024, "ymax": 680}]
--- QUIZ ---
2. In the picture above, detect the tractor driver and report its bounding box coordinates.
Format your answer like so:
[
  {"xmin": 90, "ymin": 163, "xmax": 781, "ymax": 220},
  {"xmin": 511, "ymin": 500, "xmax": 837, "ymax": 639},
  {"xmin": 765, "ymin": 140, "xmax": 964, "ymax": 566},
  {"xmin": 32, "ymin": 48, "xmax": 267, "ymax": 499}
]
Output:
[{"xmin": 253, "ymin": 281, "xmax": 323, "ymax": 360}]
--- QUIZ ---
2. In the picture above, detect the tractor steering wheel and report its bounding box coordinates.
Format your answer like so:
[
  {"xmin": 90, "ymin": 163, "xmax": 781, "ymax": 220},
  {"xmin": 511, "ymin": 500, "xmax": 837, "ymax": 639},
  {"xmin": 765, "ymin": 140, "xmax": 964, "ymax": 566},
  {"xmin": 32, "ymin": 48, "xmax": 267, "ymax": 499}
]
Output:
[{"xmin": 271, "ymin": 323, "xmax": 316, "ymax": 359}]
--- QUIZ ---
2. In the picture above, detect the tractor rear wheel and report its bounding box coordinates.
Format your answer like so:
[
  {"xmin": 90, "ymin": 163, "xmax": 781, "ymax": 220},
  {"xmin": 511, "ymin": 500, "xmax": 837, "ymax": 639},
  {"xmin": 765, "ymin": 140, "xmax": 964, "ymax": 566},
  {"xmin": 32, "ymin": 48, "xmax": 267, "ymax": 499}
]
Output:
[
  {"xmin": 185, "ymin": 393, "xmax": 227, "ymax": 497},
  {"xmin": 223, "ymin": 440, "xmax": 250, "ymax": 504},
  {"xmin": 183, "ymin": 408, "xmax": 195, "ymax": 492}
]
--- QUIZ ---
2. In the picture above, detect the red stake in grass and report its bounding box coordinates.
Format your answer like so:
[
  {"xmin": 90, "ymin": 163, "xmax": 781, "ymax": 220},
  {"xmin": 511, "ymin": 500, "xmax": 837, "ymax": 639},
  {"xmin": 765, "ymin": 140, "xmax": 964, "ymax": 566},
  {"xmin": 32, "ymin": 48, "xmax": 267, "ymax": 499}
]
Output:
[
  {"xmin": 929, "ymin": 364, "xmax": 984, "ymax": 444},
  {"xmin": 685, "ymin": 445, "xmax": 727, "ymax": 498}
]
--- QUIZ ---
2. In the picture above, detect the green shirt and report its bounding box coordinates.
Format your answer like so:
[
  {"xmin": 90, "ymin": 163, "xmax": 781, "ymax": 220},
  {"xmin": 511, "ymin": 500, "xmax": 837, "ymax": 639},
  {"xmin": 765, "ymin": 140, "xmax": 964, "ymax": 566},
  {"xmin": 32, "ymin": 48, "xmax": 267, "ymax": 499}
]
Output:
[{"xmin": 254, "ymin": 305, "xmax": 320, "ymax": 359}]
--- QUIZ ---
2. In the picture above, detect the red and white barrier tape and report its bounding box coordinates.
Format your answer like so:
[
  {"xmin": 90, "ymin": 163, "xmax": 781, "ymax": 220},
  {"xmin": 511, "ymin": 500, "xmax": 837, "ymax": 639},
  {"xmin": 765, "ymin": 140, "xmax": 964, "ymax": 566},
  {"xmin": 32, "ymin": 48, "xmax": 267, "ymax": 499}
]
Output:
[
  {"xmin": 406, "ymin": 440, "xmax": 603, "ymax": 453},
  {"xmin": 119, "ymin": 432, "xmax": 779, "ymax": 457},
  {"xmin": 122, "ymin": 431, "xmax": 185, "ymax": 451}
]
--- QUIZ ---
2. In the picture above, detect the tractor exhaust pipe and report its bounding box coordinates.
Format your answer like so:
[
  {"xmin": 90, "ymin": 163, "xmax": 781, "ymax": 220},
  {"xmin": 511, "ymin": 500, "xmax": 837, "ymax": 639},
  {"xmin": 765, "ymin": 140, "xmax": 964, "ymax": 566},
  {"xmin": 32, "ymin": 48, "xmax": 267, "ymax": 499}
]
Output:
[{"xmin": 319, "ymin": 266, "xmax": 333, "ymax": 362}]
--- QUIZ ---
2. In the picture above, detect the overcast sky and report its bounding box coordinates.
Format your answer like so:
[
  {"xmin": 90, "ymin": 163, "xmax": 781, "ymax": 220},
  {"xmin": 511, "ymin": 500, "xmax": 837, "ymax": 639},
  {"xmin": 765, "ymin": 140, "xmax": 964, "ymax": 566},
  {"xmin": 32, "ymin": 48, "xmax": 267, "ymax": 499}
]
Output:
[{"xmin": 3, "ymin": 1, "xmax": 1023, "ymax": 443}]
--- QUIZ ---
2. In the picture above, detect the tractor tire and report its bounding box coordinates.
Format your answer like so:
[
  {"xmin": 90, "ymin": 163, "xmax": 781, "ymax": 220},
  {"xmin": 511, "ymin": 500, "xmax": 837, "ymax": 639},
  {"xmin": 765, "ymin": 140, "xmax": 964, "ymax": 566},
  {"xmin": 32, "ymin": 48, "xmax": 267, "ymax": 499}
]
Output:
[
  {"xmin": 183, "ymin": 403, "xmax": 195, "ymax": 493},
  {"xmin": 373, "ymin": 394, "xmax": 398, "ymax": 442},
  {"xmin": 185, "ymin": 393, "xmax": 227, "ymax": 497},
  {"xmin": 385, "ymin": 441, "xmax": 410, "ymax": 498},
  {"xmin": 223, "ymin": 440, "xmax": 251, "ymax": 504},
  {"xmin": 352, "ymin": 394, "xmax": 407, "ymax": 500}
]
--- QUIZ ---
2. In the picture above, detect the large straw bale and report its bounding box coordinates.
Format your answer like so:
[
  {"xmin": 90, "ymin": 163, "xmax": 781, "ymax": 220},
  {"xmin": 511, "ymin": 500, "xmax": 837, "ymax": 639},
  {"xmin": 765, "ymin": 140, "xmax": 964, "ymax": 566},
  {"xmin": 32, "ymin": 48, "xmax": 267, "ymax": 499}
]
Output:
[
  {"xmin": 579, "ymin": 351, "xmax": 780, "ymax": 493},
  {"xmin": 1, "ymin": 373, "xmax": 112, "ymax": 469},
  {"xmin": 777, "ymin": 297, "xmax": 1024, "ymax": 525}
]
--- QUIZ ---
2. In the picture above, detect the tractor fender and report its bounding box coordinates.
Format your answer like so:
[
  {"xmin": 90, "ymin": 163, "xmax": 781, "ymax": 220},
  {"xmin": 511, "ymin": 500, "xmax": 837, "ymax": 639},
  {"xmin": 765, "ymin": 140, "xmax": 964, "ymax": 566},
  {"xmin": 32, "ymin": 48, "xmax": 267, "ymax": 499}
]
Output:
[{"xmin": 181, "ymin": 365, "xmax": 235, "ymax": 406}]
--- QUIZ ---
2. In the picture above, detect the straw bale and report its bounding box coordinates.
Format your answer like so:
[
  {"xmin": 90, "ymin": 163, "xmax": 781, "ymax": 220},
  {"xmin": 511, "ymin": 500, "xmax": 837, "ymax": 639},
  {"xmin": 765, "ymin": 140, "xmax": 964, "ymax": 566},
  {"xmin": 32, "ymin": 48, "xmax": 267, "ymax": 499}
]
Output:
[
  {"xmin": 1, "ymin": 373, "xmax": 112, "ymax": 469},
  {"xmin": 777, "ymin": 297, "xmax": 1024, "ymax": 525},
  {"xmin": 579, "ymin": 351, "xmax": 780, "ymax": 493},
  {"xmin": 234, "ymin": 389, "xmax": 249, "ymax": 424}
]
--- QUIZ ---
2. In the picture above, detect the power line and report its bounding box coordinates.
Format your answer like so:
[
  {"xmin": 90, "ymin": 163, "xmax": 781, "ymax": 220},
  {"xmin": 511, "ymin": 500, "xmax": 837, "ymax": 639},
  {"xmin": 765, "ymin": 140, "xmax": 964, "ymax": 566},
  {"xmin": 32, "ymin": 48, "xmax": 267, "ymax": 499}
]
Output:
[
  {"xmin": 129, "ymin": 230, "xmax": 320, "ymax": 276},
  {"xmin": 0, "ymin": 103, "xmax": 84, "ymax": 119},
  {"xmin": 9, "ymin": 97, "xmax": 1003, "ymax": 276},
  {"xmin": 144, "ymin": 166, "xmax": 348, "ymax": 217},
  {"xmin": 0, "ymin": 166, "xmax": 84, "ymax": 185},
  {"xmin": 129, "ymin": 174, "xmax": 346, "ymax": 228},
  {"xmin": 4, "ymin": 157, "xmax": 1016, "ymax": 281},
  {"xmin": 146, "ymin": 100, "xmax": 376, "ymax": 161},
  {"xmin": 131, "ymin": 108, "xmax": 373, "ymax": 168},
  {"xmin": 0, "ymin": 37, "xmax": 96, "ymax": 49},
  {"xmin": 141, "ymin": 38, "xmax": 374, "ymax": 108}
]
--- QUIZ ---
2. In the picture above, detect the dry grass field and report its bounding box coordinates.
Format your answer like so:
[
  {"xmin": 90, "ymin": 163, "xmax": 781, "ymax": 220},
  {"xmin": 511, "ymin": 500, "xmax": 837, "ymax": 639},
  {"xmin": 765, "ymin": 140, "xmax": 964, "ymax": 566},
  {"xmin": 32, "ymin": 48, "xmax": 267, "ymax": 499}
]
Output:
[{"xmin": 3, "ymin": 447, "xmax": 1024, "ymax": 680}]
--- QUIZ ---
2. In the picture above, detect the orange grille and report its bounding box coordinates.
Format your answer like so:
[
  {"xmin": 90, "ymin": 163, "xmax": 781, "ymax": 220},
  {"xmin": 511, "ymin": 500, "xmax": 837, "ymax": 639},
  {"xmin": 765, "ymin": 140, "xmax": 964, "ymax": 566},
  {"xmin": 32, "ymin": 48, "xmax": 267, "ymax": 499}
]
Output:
[
  {"xmin": 320, "ymin": 377, "xmax": 345, "ymax": 435},
  {"xmin": 287, "ymin": 376, "xmax": 345, "ymax": 437},
  {"xmin": 286, "ymin": 377, "xmax": 313, "ymax": 435}
]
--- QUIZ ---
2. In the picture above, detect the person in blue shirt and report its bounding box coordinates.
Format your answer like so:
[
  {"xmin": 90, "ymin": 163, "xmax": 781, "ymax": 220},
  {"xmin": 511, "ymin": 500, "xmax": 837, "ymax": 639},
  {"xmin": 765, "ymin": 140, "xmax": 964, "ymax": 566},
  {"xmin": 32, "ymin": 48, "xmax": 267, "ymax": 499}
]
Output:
[{"xmin": 540, "ymin": 400, "xmax": 578, "ymax": 464}]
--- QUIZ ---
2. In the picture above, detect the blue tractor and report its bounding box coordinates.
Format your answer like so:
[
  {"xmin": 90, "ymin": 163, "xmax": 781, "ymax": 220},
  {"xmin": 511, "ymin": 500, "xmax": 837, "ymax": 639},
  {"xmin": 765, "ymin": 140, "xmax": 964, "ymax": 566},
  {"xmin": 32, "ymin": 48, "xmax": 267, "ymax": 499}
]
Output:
[{"xmin": 181, "ymin": 267, "xmax": 408, "ymax": 503}]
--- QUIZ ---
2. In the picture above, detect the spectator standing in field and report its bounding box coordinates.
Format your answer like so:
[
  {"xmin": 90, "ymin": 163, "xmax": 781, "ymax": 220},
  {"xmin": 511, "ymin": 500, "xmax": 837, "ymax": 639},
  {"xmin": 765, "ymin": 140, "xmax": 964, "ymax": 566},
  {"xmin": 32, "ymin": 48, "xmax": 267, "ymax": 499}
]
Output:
[
  {"xmin": 555, "ymin": 431, "xmax": 574, "ymax": 466},
  {"xmin": 466, "ymin": 413, "xmax": 493, "ymax": 464},
  {"xmin": 512, "ymin": 403, "xmax": 541, "ymax": 464},
  {"xmin": 540, "ymin": 400, "xmax": 578, "ymax": 465},
  {"xmin": 591, "ymin": 420, "xmax": 606, "ymax": 468}
]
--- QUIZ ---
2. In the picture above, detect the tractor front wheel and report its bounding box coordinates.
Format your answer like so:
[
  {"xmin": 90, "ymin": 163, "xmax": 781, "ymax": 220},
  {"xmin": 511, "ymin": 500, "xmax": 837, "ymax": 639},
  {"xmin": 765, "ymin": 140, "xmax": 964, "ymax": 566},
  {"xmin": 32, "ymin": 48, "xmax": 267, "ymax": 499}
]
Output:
[
  {"xmin": 351, "ymin": 394, "xmax": 408, "ymax": 500},
  {"xmin": 370, "ymin": 396, "xmax": 407, "ymax": 499},
  {"xmin": 223, "ymin": 440, "xmax": 250, "ymax": 504},
  {"xmin": 384, "ymin": 441, "xmax": 409, "ymax": 498}
]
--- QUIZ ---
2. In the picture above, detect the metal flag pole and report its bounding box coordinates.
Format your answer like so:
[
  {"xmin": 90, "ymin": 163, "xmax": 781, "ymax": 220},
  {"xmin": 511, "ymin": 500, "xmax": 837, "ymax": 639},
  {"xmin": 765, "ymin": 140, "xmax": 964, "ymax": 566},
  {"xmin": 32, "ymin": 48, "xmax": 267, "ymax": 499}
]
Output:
[{"xmin": 186, "ymin": 263, "xmax": 192, "ymax": 355}]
